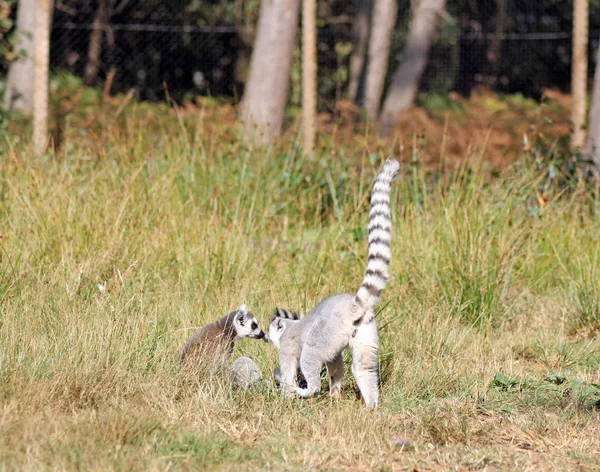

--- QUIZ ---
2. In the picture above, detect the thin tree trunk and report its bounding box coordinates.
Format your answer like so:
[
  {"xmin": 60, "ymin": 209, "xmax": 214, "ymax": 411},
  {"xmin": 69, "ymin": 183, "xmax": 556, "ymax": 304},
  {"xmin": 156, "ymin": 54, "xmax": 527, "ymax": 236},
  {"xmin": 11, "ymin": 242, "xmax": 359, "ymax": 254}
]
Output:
[
  {"xmin": 348, "ymin": 0, "xmax": 372, "ymax": 104},
  {"xmin": 586, "ymin": 35, "xmax": 600, "ymax": 168},
  {"xmin": 363, "ymin": 0, "xmax": 397, "ymax": 120},
  {"xmin": 486, "ymin": 0, "xmax": 506, "ymax": 83},
  {"xmin": 33, "ymin": 0, "xmax": 51, "ymax": 153},
  {"xmin": 103, "ymin": 22, "xmax": 116, "ymax": 100},
  {"xmin": 84, "ymin": 0, "xmax": 107, "ymax": 85},
  {"xmin": 5, "ymin": 0, "xmax": 54, "ymax": 115},
  {"xmin": 302, "ymin": 0, "xmax": 317, "ymax": 154},
  {"xmin": 571, "ymin": 0, "xmax": 589, "ymax": 151},
  {"xmin": 240, "ymin": 0, "xmax": 301, "ymax": 144},
  {"xmin": 380, "ymin": 0, "xmax": 446, "ymax": 136},
  {"xmin": 4, "ymin": 0, "xmax": 36, "ymax": 114}
]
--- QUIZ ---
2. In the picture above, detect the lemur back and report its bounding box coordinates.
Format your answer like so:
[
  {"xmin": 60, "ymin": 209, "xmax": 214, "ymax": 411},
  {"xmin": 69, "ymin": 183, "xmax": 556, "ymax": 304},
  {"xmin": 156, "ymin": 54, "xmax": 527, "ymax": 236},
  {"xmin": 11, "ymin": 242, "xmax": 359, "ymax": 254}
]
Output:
[{"xmin": 275, "ymin": 158, "xmax": 400, "ymax": 408}]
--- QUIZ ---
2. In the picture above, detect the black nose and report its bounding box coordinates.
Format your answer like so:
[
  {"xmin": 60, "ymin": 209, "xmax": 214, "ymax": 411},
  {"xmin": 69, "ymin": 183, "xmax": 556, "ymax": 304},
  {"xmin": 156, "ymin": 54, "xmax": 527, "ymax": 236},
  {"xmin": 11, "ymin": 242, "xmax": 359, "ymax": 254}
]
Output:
[{"xmin": 257, "ymin": 330, "xmax": 265, "ymax": 339}]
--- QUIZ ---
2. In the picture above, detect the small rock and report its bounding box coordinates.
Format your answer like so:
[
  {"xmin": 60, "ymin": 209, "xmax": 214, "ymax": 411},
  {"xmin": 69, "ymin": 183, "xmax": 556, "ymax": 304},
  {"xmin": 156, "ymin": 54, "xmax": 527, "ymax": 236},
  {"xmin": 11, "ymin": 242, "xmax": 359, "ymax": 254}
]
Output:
[
  {"xmin": 230, "ymin": 356, "xmax": 261, "ymax": 389},
  {"xmin": 392, "ymin": 438, "xmax": 415, "ymax": 451}
]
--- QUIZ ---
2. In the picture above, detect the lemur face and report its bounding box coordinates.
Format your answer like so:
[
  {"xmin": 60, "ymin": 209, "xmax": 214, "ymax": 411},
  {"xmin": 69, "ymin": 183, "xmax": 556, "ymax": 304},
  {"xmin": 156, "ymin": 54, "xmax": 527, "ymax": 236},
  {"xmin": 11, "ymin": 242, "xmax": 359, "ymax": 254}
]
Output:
[
  {"xmin": 233, "ymin": 305, "xmax": 265, "ymax": 340},
  {"xmin": 264, "ymin": 317, "xmax": 287, "ymax": 349}
]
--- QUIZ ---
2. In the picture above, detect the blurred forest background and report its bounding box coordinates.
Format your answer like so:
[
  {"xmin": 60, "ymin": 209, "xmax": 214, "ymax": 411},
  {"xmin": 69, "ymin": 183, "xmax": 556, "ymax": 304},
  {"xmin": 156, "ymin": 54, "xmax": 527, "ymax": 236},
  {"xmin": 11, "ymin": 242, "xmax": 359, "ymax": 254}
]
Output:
[
  {"xmin": 1, "ymin": 0, "xmax": 600, "ymax": 165},
  {"xmin": 5, "ymin": 0, "xmax": 596, "ymax": 101},
  {"xmin": 0, "ymin": 1, "xmax": 597, "ymax": 103}
]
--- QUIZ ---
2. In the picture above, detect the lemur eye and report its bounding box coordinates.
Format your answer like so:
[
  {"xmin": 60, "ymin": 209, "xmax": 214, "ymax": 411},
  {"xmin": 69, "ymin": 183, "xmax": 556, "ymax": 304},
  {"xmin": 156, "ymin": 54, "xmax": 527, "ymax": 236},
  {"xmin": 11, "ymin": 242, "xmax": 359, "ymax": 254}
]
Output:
[{"xmin": 251, "ymin": 322, "xmax": 258, "ymax": 330}]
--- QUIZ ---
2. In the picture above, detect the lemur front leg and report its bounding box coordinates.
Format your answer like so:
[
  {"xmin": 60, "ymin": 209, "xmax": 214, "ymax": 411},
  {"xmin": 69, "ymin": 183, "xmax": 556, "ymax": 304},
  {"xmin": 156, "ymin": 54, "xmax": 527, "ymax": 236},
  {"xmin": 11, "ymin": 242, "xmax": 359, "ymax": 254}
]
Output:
[{"xmin": 278, "ymin": 353, "xmax": 300, "ymax": 398}]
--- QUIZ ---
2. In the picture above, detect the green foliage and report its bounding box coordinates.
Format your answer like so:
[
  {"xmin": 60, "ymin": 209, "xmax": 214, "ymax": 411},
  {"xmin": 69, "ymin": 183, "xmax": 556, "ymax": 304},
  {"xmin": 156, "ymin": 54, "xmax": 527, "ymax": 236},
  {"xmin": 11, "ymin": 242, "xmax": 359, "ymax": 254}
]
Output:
[
  {"xmin": 421, "ymin": 94, "xmax": 464, "ymax": 114},
  {"xmin": 0, "ymin": 105, "xmax": 10, "ymax": 147},
  {"xmin": 155, "ymin": 433, "xmax": 261, "ymax": 465},
  {"xmin": 562, "ymin": 243, "xmax": 600, "ymax": 330},
  {"xmin": 493, "ymin": 373, "xmax": 519, "ymax": 391},
  {"xmin": 0, "ymin": 0, "xmax": 16, "ymax": 68},
  {"xmin": 488, "ymin": 372, "xmax": 600, "ymax": 411}
]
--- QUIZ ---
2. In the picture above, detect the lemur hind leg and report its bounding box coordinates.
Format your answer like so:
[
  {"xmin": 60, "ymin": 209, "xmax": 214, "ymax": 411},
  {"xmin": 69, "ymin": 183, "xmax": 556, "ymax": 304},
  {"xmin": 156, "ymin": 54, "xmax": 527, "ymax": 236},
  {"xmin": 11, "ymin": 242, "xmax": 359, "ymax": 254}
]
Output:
[
  {"xmin": 296, "ymin": 345, "xmax": 324, "ymax": 398},
  {"xmin": 326, "ymin": 353, "xmax": 344, "ymax": 398},
  {"xmin": 351, "ymin": 319, "xmax": 379, "ymax": 409}
]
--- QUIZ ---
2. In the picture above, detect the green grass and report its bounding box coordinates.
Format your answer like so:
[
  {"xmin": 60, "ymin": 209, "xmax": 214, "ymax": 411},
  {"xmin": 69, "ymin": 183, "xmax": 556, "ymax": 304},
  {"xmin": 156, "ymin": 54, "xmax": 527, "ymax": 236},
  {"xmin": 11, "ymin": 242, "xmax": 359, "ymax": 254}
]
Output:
[{"xmin": 0, "ymin": 97, "xmax": 599, "ymax": 471}]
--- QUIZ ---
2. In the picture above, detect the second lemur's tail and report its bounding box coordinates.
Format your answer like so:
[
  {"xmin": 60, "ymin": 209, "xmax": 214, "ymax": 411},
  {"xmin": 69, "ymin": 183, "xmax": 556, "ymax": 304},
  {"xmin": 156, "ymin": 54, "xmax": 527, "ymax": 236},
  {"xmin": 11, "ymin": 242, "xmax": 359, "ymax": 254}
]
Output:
[
  {"xmin": 272, "ymin": 308, "xmax": 300, "ymax": 321},
  {"xmin": 355, "ymin": 158, "xmax": 400, "ymax": 312}
]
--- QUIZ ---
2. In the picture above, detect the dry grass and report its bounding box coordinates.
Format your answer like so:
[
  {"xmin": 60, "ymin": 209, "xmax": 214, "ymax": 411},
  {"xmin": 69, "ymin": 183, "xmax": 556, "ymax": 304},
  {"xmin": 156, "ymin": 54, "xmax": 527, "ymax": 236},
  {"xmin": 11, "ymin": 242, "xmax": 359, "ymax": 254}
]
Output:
[{"xmin": 1, "ymin": 93, "xmax": 599, "ymax": 471}]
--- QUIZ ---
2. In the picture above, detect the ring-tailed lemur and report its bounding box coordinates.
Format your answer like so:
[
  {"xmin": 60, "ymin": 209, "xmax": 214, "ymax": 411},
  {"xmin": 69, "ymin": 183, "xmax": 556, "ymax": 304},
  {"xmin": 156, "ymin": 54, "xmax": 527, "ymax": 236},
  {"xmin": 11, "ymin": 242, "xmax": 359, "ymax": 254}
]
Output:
[
  {"xmin": 265, "ymin": 308, "xmax": 309, "ymax": 390},
  {"xmin": 275, "ymin": 158, "xmax": 400, "ymax": 408},
  {"xmin": 264, "ymin": 308, "xmax": 300, "ymax": 348},
  {"xmin": 180, "ymin": 304, "xmax": 265, "ymax": 364}
]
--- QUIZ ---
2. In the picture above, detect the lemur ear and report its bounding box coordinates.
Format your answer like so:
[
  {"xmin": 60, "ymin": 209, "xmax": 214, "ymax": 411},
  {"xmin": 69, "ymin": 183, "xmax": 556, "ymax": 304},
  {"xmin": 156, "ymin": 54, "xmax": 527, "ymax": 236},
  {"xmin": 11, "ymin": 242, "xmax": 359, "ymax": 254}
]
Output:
[
  {"xmin": 237, "ymin": 314, "xmax": 245, "ymax": 325},
  {"xmin": 236, "ymin": 304, "xmax": 247, "ymax": 312}
]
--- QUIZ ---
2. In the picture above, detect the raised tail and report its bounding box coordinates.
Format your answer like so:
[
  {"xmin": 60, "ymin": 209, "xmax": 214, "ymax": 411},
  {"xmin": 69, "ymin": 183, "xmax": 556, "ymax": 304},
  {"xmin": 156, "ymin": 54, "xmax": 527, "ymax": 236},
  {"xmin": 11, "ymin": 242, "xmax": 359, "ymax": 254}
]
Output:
[{"xmin": 355, "ymin": 158, "xmax": 400, "ymax": 312}]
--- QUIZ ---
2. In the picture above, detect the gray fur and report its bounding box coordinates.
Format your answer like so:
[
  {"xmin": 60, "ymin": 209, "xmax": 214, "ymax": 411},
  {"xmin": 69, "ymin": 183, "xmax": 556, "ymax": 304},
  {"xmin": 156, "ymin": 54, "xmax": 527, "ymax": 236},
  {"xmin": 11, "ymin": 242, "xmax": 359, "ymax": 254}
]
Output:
[
  {"xmin": 265, "ymin": 312, "xmax": 298, "ymax": 349},
  {"xmin": 275, "ymin": 158, "xmax": 400, "ymax": 409},
  {"xmin": 266, "ymin": 311, "xmax": 307, "ymax": 389}
]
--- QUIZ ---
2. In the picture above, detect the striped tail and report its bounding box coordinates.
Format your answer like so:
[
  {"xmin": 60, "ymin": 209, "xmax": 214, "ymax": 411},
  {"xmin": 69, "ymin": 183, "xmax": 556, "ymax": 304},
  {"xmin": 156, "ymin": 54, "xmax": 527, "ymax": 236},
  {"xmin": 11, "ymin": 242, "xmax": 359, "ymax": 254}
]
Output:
[
  {"xmin": 355, "ymin": 158, "xmax": 400, "ymax": 312},
  {"xmin": 272, "ymin": 307, "xmax": 300, "ymax": 321}
]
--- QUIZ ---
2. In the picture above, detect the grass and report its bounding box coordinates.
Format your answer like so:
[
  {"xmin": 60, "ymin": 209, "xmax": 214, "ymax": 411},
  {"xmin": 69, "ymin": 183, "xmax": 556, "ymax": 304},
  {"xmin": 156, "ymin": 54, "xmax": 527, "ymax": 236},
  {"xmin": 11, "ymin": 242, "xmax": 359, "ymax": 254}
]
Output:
[{"xmin": 1, "ymin": 93, "xmax": 600, "ymax": 471}]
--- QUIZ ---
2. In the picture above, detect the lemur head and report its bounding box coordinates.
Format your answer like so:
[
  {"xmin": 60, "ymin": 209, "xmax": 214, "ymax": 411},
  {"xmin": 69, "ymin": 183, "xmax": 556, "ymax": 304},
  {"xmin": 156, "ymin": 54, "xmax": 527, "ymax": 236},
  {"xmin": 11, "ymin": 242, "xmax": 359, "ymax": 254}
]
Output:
[
  {"xmin": 264, "ymin": 308, "xmax": 300, "ymax": 348},
  {"xmin": 264, "ymin": 317, "xmax": 287, "ymax": 348},
  {"xmin": 232, "ymin": 305, "xmax": 264, "ymax": 340}
]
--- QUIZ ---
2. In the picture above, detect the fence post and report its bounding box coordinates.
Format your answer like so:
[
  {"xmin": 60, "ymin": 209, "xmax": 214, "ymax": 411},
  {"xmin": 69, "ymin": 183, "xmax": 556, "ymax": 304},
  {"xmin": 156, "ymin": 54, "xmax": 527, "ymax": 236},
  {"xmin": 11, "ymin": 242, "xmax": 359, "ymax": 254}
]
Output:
[
  {"xmin": 33, "ymin": 0, "xmax": 51, "ymax": 154},
  {"xmin": 302, "ymin": 0, "xmax": 317, "ymax": 155},
  {"xmin": 571, "ymin": 0, "xmax": 589, "ymax": 151}
]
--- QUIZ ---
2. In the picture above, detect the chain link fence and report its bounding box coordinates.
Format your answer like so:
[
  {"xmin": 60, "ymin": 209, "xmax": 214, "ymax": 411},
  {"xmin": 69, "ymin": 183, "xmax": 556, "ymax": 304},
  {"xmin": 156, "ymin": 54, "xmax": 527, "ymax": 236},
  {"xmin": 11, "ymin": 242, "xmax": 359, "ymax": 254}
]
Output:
[{"xmin": 41, "ymin": 0, "xmax": 600, "ymax": 107}]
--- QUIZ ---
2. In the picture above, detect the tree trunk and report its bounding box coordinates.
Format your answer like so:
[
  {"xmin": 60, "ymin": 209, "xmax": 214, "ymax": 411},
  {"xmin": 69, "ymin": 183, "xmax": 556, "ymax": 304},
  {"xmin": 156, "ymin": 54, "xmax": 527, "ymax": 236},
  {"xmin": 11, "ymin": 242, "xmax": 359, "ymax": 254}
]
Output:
[
  {"xmin": 348, "ymin": 0, "xmax": 372, "ymax": 104},
  {"xmin": 103, "ymin": 20, "xmax": 116, "ymax": 100},
  {"xmin": 586, "ymin": 35, "xmax": 600, "ymax": 168},
  {"xmin": 5, "ymin": 0, "xmax": 54, "ymax": 115},
  {"xmin": 485, "ymin": 0, "xmax": 506, "ymax": 84},
  {"xmin": 4, "ymin": 0, "xmax": 36, "ymax": 114},
  {"xmin": 33, "ymin": 0, "xmax": 51, "ymax": 153},
  {"xmin": 363, "ymin": 0, "xmax": 397, "ymax": 120},
  {"xmin": 302, "ymin": 0, "xmax": 317, "ymax": 154},
  {"xmin": 380, "ymin": 0, "xmax": 446, "ymax": 136},
  {"xmin": 571, "ymin": 0, "xmax": 589, "ymax": 151},
  {"xmin": 84, "ymin": 0, "xmax": 107, "ymax": 85},
  {"xmin": 240, "ymin": 0, "xmax": 301, "ymax": 144}
]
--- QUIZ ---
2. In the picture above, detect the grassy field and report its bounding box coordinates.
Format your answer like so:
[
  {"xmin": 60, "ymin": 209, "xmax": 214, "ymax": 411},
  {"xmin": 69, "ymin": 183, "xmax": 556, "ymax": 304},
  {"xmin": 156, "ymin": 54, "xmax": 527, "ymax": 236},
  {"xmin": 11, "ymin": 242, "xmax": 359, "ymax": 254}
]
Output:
[{"xmin": 1, "ymin": 94, "xmax": 600, "ymax": 471}]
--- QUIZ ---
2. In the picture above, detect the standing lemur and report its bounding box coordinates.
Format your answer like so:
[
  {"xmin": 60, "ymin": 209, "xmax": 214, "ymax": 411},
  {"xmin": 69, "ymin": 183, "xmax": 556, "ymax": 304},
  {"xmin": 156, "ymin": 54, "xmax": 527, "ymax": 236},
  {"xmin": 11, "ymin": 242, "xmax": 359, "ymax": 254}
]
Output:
[
  {"xmin": 270, "ymin": 158, "xmax": 400, "ymax": 409},
  {"xmin": 265, "ymin": 308, "xmax": 308, "ymax": 390},
  {"xmin": 180, "ymin": 304, "xmax": 265, "ymax": 364}
]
